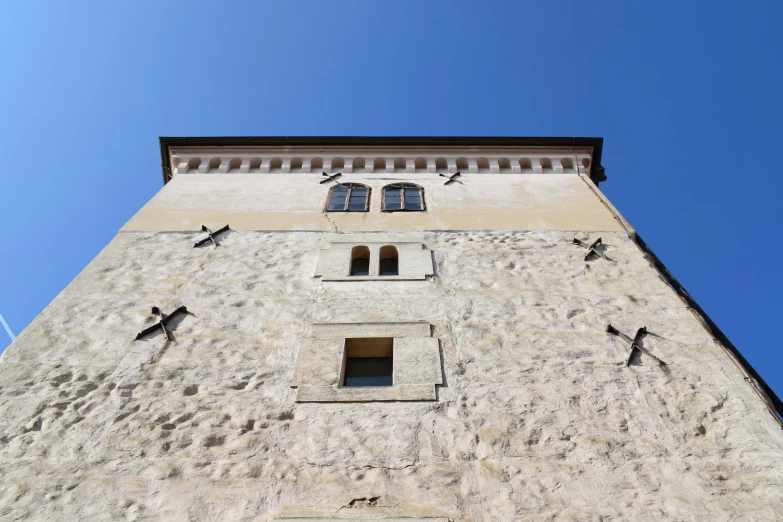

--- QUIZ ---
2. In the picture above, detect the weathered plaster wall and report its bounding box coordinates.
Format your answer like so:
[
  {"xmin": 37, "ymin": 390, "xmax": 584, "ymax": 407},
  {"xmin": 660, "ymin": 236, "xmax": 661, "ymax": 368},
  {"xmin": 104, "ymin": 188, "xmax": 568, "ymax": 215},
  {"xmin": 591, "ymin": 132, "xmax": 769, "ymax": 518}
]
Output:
[
  {"xmin": 1, "ymin": 229, "xmax": 781, "ymax": 521},
  {"xmin": 121, "ymin": 174, "xmax": 623, "ymax": 232}
]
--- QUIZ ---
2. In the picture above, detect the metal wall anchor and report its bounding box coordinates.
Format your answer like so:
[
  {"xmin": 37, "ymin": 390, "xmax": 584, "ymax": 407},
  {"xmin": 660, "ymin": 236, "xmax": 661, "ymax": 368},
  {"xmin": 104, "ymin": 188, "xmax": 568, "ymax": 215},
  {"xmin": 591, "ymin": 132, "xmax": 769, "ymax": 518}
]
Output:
[
  {"xmin": 320, "ymin": 172, "xmax": 342, "ymax": 184},
  {"xmin": 194, "ymin": 225, "xmax": 230, "ymax": 248},
  {"xmin": 439, "ymin": 172, "xmax": 463, "ymax": 185},
  {"xmin": 574, "ymin": 237, "xmax": 608, "ymax": 261},
  {"xmin": 606, "ymin": 324, "xmax": 667, "ymax": 366},
  {"xmin": 135, "ymin": 306, "xmax": 188, "ymax": 341}
]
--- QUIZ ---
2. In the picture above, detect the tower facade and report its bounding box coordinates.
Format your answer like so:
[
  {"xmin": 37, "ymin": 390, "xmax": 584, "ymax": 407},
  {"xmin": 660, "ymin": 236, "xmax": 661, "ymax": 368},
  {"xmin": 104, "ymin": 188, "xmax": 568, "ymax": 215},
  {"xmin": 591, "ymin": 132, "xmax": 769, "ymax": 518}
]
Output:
[{"xmin": 1, "ymin": 137, "xmax": 781, "ymax": 520}]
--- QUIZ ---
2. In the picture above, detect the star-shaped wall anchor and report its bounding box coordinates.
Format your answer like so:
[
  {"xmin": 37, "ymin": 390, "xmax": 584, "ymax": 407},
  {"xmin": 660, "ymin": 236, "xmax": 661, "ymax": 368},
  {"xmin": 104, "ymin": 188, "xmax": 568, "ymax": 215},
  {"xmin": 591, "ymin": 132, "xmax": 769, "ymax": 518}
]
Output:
[
  {"xmin": 573, "ymin": 237, "xmax": 609, "ymax": 261},
  {"xmin": 135, "ymin": 306, "xmax": 188, "ymax": 341},
  {"xmin": 194, "ymin": 225, "xmax": 230, "ymax": 248},
  {"xmin": 606, "ymin": 324, "xmax": 667, "ymax": 367},
  {"xmin": 320, "ymin": 172, "xmax": 342, "ymax": 184},
  {"xmin": 439, "ymin": 172, "xmax": 463, "ymax": 185}
]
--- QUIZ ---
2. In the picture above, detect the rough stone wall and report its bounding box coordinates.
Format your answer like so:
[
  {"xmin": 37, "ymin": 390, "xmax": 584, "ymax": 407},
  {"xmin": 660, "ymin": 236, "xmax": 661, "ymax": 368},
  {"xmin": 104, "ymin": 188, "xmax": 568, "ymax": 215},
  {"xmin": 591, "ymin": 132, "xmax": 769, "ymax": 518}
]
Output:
[{"xmin": 0, "ymin": 230, "xmax": 781, "ymax": 521}]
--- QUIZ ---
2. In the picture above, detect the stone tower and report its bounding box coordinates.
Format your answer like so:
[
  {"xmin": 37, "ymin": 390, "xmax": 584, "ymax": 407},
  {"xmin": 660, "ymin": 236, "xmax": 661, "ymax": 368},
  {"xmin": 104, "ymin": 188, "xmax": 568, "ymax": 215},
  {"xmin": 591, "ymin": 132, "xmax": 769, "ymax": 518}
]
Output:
[{"xmin": 1, "ymin": 137, "xmax": 781, "ymax": 521}]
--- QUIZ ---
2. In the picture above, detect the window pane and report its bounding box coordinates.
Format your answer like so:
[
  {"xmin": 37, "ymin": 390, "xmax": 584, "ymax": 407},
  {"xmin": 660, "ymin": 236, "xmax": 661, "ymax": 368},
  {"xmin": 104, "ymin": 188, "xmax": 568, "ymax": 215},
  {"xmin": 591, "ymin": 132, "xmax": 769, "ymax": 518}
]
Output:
[
  {"xmin": 348, "ymin": 197, "xmax": 366, "ymax": 210},
  {"xmin": 350, "ymin": 258, "xmax": 369, "ymax": 276},
  {"xmin": 343, "ymin": 357, "xmax": 393, "ymax": 387},
  {"xmin": 347, "ymin": 188, "xmax": 367, "ymax": 211},
  {"xmin": 404, "ymin": 188, "xmax": 422, "ymax": 210},
  {"xmin": 379, "ymin": 258, "xmax": 399, "ymax": 276},
  {"xmin": 385, "ymin": 189, "xmax": 402, "ymax": 210},
  {"xmin": 327, "ymin": 189, "xmax": 348, "ymax": 210}
]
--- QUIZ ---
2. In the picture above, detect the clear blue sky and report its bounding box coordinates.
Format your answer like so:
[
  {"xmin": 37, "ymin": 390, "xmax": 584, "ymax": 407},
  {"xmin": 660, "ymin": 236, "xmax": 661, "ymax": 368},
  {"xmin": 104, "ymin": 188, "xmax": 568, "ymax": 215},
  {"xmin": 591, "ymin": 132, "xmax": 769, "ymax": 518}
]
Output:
[{"xmin": 1, "ymin": 2, "xmax": 781, "ymax": 397}]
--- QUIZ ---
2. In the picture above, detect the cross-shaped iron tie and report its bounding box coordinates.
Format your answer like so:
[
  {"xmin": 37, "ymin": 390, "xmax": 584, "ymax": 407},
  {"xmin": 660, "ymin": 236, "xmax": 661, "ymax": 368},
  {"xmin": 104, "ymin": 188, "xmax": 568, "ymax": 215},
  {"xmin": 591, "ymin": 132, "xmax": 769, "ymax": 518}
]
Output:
[
  {"xmin": 573, "ymin": 237, "xmax": 608, "ymax": 261},
  {"xmin": 135, "ymin": 306, "xmax": 188, "ymax": 341},
  {"xmin": 319, "ymin": 172, "xmax": 342, "ymax": 184},
  {"xmin": 439, "ymin": 172, "xmax": 463, "ymax": 185},
  {"xmin": 194, "ymin": 224, "xmax": 230, "ymax": 248},
  {"xmin": 606, "ymin": 324, "xmax": 667, "ymax": 367}
]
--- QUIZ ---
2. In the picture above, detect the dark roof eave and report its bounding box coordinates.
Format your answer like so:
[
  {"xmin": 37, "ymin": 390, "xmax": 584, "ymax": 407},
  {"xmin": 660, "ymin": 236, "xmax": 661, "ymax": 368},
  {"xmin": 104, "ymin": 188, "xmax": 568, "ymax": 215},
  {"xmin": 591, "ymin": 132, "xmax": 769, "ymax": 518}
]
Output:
[{"xmin": 158, "ymin": 136, "xmax": 605, "ymax": 186}]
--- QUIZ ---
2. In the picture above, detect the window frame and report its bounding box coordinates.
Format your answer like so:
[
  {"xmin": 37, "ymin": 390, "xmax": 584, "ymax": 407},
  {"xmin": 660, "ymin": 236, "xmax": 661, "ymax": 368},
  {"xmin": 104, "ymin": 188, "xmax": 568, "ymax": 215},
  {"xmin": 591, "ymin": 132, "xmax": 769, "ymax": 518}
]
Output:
[
  {"xmin": 381, "ymin": 183, "xmax": 426, "ymax": 212},
  {"xmin": 324, "ymin": 182, "xmax": 371, "ymax": 212}
]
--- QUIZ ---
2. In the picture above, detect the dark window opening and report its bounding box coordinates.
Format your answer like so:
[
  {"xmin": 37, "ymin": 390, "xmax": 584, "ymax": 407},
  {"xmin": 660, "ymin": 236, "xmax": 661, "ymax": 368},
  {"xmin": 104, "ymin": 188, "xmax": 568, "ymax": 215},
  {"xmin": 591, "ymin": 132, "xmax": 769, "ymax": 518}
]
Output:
[
  {"xmin": 382, "ymin": 183, "xmax": 425, "ymax": 211},
  {"xmin": 343, "ymin": 338, "xmax": 393, "ymax": 387},
  {"xmin": 327, "ymin": 182, "xmax": 370, "ymax": 212},
  {"xmin": 379, "ymin": 259, "xmax": 398, "ymax": 276},
  {"xmin": 350, "ymin": 246, "xmax": 370, "ymax": 276},
  {"xmin": 351, "ymin": 258, "xmax": 369, "ymax": 276},
  {"xmin": 379, "ymin": 245, "xmax": 399, "ymax": 276}
]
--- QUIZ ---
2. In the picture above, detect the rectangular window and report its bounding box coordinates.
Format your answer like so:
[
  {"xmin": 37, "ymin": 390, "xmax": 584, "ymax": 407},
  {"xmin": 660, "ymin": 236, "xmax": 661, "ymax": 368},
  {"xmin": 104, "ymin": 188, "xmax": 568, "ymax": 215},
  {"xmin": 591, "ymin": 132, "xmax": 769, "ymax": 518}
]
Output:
[{"xmin": 343, "ymin": 338, "xmax": 393, "ymax": 387}]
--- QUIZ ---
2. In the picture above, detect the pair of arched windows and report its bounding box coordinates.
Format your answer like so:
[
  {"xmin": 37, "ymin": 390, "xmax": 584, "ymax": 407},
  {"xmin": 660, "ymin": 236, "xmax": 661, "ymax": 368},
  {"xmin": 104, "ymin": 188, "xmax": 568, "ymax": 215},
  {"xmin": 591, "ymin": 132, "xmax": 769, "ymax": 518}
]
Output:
[
  {"xmin": 326, "ymin": 183, "xmax": 425, "ymax": 212},
  {"xmin": 350, "ymin": 246, "xmax": 399, "ymax": 276}
]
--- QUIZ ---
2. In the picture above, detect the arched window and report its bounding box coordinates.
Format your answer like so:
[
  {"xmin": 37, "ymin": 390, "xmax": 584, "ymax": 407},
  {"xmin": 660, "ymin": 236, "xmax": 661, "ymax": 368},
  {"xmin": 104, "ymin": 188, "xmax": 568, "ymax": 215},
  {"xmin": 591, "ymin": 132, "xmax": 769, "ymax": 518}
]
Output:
[
  {"xmin": 382, "ymin": 183, "xmax": 425, "ymax": 212},
  {"xmin": 350, "ymin": 246, "xmax": 370, "ymax": 276},
  {"xmin": 326, "ymin": 183, "xmax": 370, "ymax": 212},
  {"xmin": 379, "ymin": 246, "xmax": 399, "ymax": 276}
]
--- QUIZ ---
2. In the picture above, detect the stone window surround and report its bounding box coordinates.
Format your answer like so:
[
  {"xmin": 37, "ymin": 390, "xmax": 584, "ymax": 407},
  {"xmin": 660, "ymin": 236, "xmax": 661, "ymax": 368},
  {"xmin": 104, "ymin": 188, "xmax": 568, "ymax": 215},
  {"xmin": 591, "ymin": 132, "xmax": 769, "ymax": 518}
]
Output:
[
  {"xmin": 291, "ymin": 322, "xmax": 443, "ymax": 403},
  {"xmin": 169, "ymin": 147, "xmax": 593, "ymax": 175},
  {"xmin": 314, "ymin": 241, "xmax": 434, "ymax": 281}
]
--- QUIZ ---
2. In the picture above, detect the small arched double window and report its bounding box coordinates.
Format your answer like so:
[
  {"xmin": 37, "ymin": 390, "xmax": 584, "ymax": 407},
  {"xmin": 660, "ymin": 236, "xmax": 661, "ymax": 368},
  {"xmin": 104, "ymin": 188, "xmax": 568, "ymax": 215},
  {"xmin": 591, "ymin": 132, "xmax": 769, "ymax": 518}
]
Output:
[
  {"xmin": 326, "ymin": 183, "xmax": 370, "ymax": 212},
  {"xmin": 382, "ymin": 183, "xmax": 425, "ymax": 211}
]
